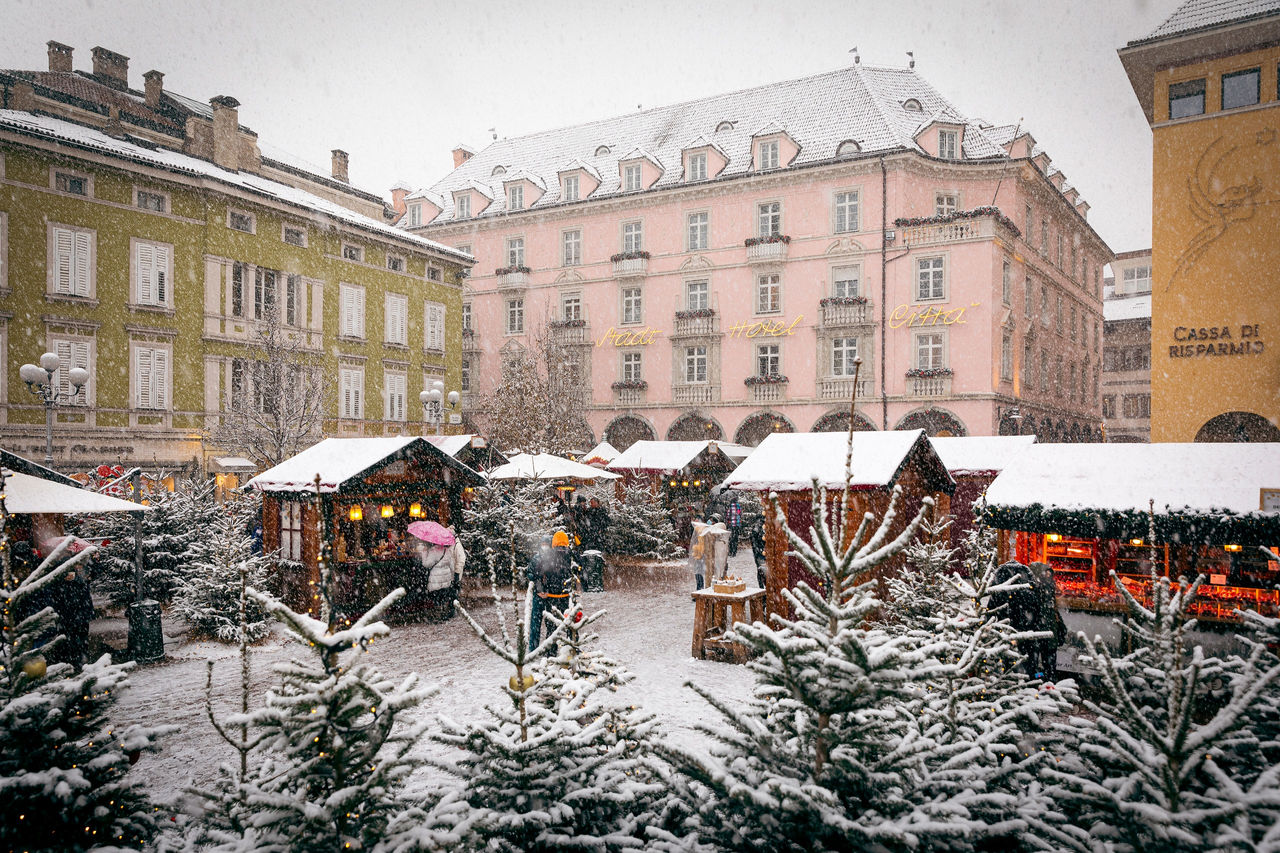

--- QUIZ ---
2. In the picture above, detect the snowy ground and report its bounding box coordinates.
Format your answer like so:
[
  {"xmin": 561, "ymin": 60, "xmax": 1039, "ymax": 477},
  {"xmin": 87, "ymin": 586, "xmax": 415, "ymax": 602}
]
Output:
[{"xmin": 107, "ymin": 548, "xmax": 761, "ymax": 803}]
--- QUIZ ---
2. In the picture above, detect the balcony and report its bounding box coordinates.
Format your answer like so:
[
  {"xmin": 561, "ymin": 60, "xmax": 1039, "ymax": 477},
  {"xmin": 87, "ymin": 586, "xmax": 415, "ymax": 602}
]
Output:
[
  {"xmin": 496, "ymin": 266, "xmax": 530, "ymax": 290},
  {"xmin": 898, "ymin": 216, "xmax": 995, "ymax": 248},
  {"xmin": 820, "ymin": 299, "xmax": 873, "ymax": 327},
  {"xmin": 461, "ymin": 328, "xmax": 480, "ymax": 352},
  {"xmin": 674, "ymin": 384, "xmax": 719, "ymax": 405},
  {"xmin": 549, "ymin": 320, "xmax": 589, "ymax": 346},
  {"xmin": 820, "ymin": 377, "xmax": 873, "ymax": 400},
  {"xmin": 612, "ymin": 382, "xmax": 646, "ymax": 407},
  {"xmin": 673, "ymin": 310, "xmax": 719, "ymax": 338},
  {"xmin": 745, "ymin": 237, "xmax": 790, "ymax": 263},
  {"xmin": 611, "ymin": 253, "xmax": 649, "ymax": 278},
  {"xmin": 749, "ymin": 382, "xmax": 788, "ymax": 404},
  {"xmin": 906, "ymin": 372, "xmax": 953, "ymax": 396}
]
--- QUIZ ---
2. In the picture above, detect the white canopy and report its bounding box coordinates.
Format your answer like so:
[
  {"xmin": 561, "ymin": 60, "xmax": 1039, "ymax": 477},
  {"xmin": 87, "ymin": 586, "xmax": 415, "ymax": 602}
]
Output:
[
  {"xmin": 722, "ymin": 430, "xmax": 943, "ymax": 492},
  {"xmin": 247, "ymin": 437, "xmax": 420, "ymax": 493},
  {"xmin": 581, "ymin": 440, "xmax": 620, "ymax": 466},
  {"xmin": 929, "ymin": 435, "xmax": 1037, "ymax": 476},
  {"xmin": 607, "ymin": 440, "xmax": 753, "ymax": 473},
  {"xmin": 2, "ymin": 469, "xmax": 147, "ymax": 514},
  {"xmin": 487, "ymin": 453, "xmax": 620, "ymax": 482}
]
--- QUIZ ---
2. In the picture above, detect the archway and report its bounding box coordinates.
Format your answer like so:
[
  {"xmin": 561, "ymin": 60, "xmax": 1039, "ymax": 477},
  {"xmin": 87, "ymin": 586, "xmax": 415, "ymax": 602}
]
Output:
[
  {"xmin": 1194, "ymin": 411, "xmax": 1280, "ymax": 443},
  {"xmin": 1036, "ymin": 418, "xmax": 1056, "ymax": 442},
  {"xmin": 666, "ymin": 412, "xmax": 724, "ymax": 441},
  {"xmin": 734, "ymin": 411, "xmax": 796, "ymax": 447},
  {"xmin": 604, "ymin": 414, "xmax": 656, "ymax": 451},
  {"xmin": 811, "ymin": 409, "xmax": 876, "ymax": 433},
  {"xmin": 893, "ymin": 408, "xmax": 967, "ymax": 437}
]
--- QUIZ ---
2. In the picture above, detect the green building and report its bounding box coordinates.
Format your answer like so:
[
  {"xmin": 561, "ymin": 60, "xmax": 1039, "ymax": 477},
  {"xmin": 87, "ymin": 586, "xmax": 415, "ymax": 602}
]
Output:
[{"xmin": 1, "ymin": 43, "xmax": 473, "ymax": 477}]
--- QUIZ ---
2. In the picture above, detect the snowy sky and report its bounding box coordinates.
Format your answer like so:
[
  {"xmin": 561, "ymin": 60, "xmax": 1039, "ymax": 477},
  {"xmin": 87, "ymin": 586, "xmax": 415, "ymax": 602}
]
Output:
[{"xmin": 2, "ymin": 0, "xmax": 1172, "ymax": 255}]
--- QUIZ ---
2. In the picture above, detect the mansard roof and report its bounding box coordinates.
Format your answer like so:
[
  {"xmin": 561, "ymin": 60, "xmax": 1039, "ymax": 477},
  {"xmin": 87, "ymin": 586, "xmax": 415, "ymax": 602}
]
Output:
[
  {"xmin": 1141, "ymin": 0, "xmax": 1280, "ymax": 42},
  {"xmin": 418, "ymin": 64, "xmax": 1015, "ymax": 223}
]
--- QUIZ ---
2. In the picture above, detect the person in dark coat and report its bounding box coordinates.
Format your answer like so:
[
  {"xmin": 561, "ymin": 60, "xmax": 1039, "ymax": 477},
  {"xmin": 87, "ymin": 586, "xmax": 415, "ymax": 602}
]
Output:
[
  {"xmin": 48, "ymin": 568, "xmax": 94, "ymax": 670},
  {"xmin": 528, "ymin": 531, "xmax": 578, "ymax": 651},
  {"xmin": 992, "ymin": 560, "xmax": 1056, "ymax": 679}
]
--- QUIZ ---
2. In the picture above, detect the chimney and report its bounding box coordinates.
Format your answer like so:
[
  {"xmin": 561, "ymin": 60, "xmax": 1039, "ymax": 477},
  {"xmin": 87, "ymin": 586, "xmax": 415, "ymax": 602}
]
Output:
[
  {"xmin": 331, "ymin": 149, "xmax": 349, "ymax": 183},
  {"xmin": 210, "ymin": 95, "xmax": 241, "ymax": 171},
  {"xmin": 47, "ymin": 41, "xmax": 73, "ymax": 73},
  {"xmin": 91, "ymin": 46, "xmax": 129, "ymax": 88},
  {"xmin": 104, "ymin": 105, "xmax": 125, "ymax": 138},
  {"xmin": 452, "ymin": 145, "xmax": 474, "ymax": 168},
  {"xmin": 144, "ymin": 70, "xmax": 164, "ymax": 107},
  {"xmin": 390, "ymin": 187, "xmax": 408, "ymax": 217}
]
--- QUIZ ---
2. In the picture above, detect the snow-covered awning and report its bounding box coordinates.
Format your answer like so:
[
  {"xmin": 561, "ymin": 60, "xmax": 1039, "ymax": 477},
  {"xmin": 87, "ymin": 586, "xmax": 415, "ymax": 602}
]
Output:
[
  {"xmin": 487, "ymin": 453, "xmax": 620, "ymax": 482},
  {"xmin": 210, "ymin": 456, "xmax": 257, "ymax": 473},
  {"xmin": 246, "ymin": 437, "xmax": 481, "ymax": 494},
  {"xmin": 721, "ymin": 430, "xmax": 953, "ymax": 493},
  {"xmin": 607, "ymin": 440, "xmax": 752, "ymax": 474},
  {"xmin": 929, "ymin": 435, "xmax": 1036, "ymax": 476},
  {"xmin": 581, "ymin": 440, "xmax": 620, "ymax": 467},
  {"xmin": 983, "ymin": 443, "xmax": 1280, "ymax": 544},
  {"xmin": 2, "ymin": 469, "xmax": 147, "ymax": 514}
]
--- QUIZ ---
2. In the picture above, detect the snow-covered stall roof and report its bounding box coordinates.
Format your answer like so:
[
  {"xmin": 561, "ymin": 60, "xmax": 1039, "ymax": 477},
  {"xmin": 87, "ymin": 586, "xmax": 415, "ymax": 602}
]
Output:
[
  {"xmin": 0, "ymin": 448, "xmax": 79, "ymax": 486},
  {"xmin": 606, "ymin": 440, "xmax": 752, "ymax": 474},
  {"xmin": 424, "ymin": 434, "xmax": 478, "ymax": 458},
  {"xmin": 929, "ymin": 435, "xmax": 1037, "ymax": 476},
  {"xmin": 983, "ymin": 442, "xmax": 1280, "ymax": 544},
  {"xmin": 487, "ymin": 453, "xmax": 620, "ymax": 482},
  {"xmin": 2, "ymin": 469, "xmax": 148, "ymax": 514},
  {"xmin": 721, "ymin": 430, "xmax": 953, "ymax": 493},
  {"xmin": 581, "ymin": 440, "xmax": 620, "ymax": 466},
  {"xmin": 246, "ymin": 437, "xmax": 480, "ymax": 494}
]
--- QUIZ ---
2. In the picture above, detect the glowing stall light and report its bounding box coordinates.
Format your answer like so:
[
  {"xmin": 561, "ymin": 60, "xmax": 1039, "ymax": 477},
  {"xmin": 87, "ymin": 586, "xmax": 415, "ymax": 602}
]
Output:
[
  {"xmin": 381, "ymin": 505, "xmax": 394, "ymax": 518},
  {"xmin": 348, "ymin": 505, "xmax": 363, "ymax": 522}
]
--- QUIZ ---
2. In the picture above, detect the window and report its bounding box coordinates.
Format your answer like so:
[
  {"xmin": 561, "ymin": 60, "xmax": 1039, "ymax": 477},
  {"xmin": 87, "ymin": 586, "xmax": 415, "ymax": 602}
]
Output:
[
  {"xmin": 1001, "ymin": 330, "xmax": 1013, "ymax": 381},
  {"xmin": 507, "ymin": 184, "xmax": 524, "ymax": 210},
  {"xmin": 1024, "ymin": 204, "xmax": 1033, "ymax": 243},
  {"xmin": 407, "ymin": 203, "xmax": 422, "ymax": 227},
  {"xmin": 340, "ymin": 367, "xmax": 364, "ymax": 419},
  {"xmin": 684, "ymin": 346, "xmax": 707, "ymax": 383},
  {"xmin": 756, "ymin": 343, "xmax": 781, "ymax": 377},
  {"xmin": 456, "ymin": 244, "xmax": 472, "ymax": 256},
  {"xmin": 903, "ymin": 98, "xmax": 923, "ymax": 112},
  {"xmin": 342, "ymin": 243, "xmax": 363, "ymax": 263},
  {"xmin": 1023, "ymin": 339, "xmax": 1035, "ymax": 387},
  {"xmin": 1104, "ymin": 347, "xmax": 1119, "ymax": 372},
  {"xmin": 455, "ymin": 193, "xmax": 471, "ymax": 219},
  {"xmin": 832, "ymin": 336, "xmax": 858, "ymax": 376},
  {"xmin": 622, "ymin": 287, "xmax": 643, "ymax": 324},
  {"xmin": 386, "ymin": 254, "xmax": 405, "ymax": 273},
  {"xmin": 562, "ymin": 174, "xmax": 579, "ymax": 201},
  {"xmin": 461, "ymin": 303, "xmax": 472, "ymax": 332},
  {"xmin": 1123, "ymin": 394, "xmax": 1150, "ymax": 419},
  {"xmin": 254, "ymin": 267, "xmax": 277, "ymax": 321},
  {"xmin": 228, "ymin": 210, "xmax": 255, "ymax": 233},
  {"xmin": 1040, "ymin": 286, "xmax": 1050, "ymax": 326},
  {"xmin": 757, "ymin": 139, "xmax": 780, "ymax": 170},
  {"xmin": 1070, "ymin": 306, "xmax": 1078, "ymax": 341},
  {"xmin": 427, "ymin": 265, "xmax": 442, "ymax": 282},
  {"xmin": 132, "ymin": 344, "xmax": 169, "ymax": 410},
  {"xmin": 562, "ymin": 229, "xmax": 581, "ymax": 266},
  {"xmin": 279, "ymin": 502, "xmax": 303, "ymax": 562},
  {"xmin": 425, "ymin": 301, "xmax": 445, "ymax": 351},
  {"xmin": 1069, "ymin": 244, "xmax": 1078, "ymax": 280},
  {"xmin": 55, "ymin": 171, "xmax": 88, "ymax": 196},
  {"xmin": 1002, "ymin": 260, "xmax": 1012, "ymax": 305},
  {"xmin": 50, "ymin": 224, "xmax": 94, "ymax": 297},
  {"xmin": 938, "ymin": 129, "xmax": 958, "ymax": 159},
  {"xmin": 834, "ymin": 191, "xmax": 859, "ymax": 233},
  {"xmin": 622, "ymin": 351, "xmax": 642, "ymax": 382},
  {"xmin": 1222, "ymin": 68, "xmax": 1260, "ymax": 110},
  {"xmin": 1102, "ymin": 395, "xmax": 1116, "ymax": 419},
  {"xmin": 1056, "ymin": 355, "xmax": 1064, "ymax": 391},
  {"xmin": 52, "ymin": 339, "xmax": 90, "ymax": 406},
  {"xmin": 1122, "ymin": 265, "xmax": 1151, "ymax": 293},
  {"xmin": 757, "ymin": 202, "xmax": 781, "ymax": 237},
  {"xmin": 687, "ymin": 151, "xmax": 707, "ymax": 181},
  {"xmin": 1056, "ymin": 233, "xmax": 1063, "ymax": 267},
  {"xmin": 1024, "ymin": 277, "xmax": 1034, "ymax": 318},
  {"xmin": 278, "ymin": 225, "xmax": 305, "ymax": 248},
  {"xmin": 461, "ymin": 358, "xmax": 471, "ymax": 392},
  {"xmin": 935, "ymin": 193, "xmax": 958, "ymax": 216},
  {"xmin": 623, "ymin": 163, "xmax": 642, "ymax": 192},
  {"xmin": 756, "ymin": 274, "xmax": 781, "ymax": 314},
  {"xmin": 231, "ymin": 262, "xmax": 247, "ymax": 317},
  {"xmin": 686, "ymin": 279, "xmax": 708, "ymax": 311},
  {"xmin": 622, "ymin": 221, "xmax": 643, "ymax": 253},
  {"xmin": 915, "ymin": 332, "xmax": 945, "ymax": 370},
  {"xmin": 1040, "ymin": 219, "xmax": 1048, "ymax": 255},
  {"xmin": 1039, "ymin": 349, "xmax": 1050, "ymax": 392},
  {"xmin": 1169, "ymin": 78, "xmax": 1205, "ymax": 119},
  {"xmin": 1056, "ymin": 293, "xmax": 1064, "ymax": 332},
  {"xmin": 916, "ymin": 256, "xmax": 945, "ymax": 301},
  {"xmin": 340, "ymin": 283, "xmax": 366, "ymax": 338},
  {"xmin": 285, "ymin": 274, "xmax": 303, "ymax": 326},
  {"xmin": 1068, "ymin": 363, "xmax": 1077, "ymax": 400},
  {"xmin": 832, "ymin": 266, "xmax": 860, "ymax": 298},
  {"xmin": 385, "ymin": 293, "xmax": 408, "ymax": 345},
  {"xmin": 687, "ymin": 212, "xmax": 709, "ymax": 250},
  {"xmin": 133, "ymin": 240, "xmax": 171, "ymax": 307},
  {"xmin": 136, "ymin": 189, "xmax": 166, "ymax": 212},
  {"xmin": 506, "ymin": 297, "xmax": 524, "ymax": 334},
  {"xmin": 506, "ymin": 237, "xmax": 525, "ymax": 267},
  {"xmin": 561, "ymin": 292, "xmax": 582, "ymax": 322},
  {"xmin": 837, "ymin": 140, "xmax": 861, "ymax": 155},
  {"xmin": 385, "ymin": 372, "xmax": 407, "ymax": 422}
]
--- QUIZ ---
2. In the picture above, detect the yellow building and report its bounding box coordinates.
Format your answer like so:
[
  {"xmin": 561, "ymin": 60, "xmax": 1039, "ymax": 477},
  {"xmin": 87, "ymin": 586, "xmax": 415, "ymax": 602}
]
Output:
[{"xmin": 1119, "ymin": 0, "xmax": 1280, "ymax": 442}]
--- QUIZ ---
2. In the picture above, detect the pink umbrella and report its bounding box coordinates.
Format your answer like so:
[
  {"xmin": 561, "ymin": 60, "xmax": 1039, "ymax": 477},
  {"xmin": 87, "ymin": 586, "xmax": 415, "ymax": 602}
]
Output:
[{"xmin": 407, "ymin": 520, "xmax": 455, "ymax": 546}]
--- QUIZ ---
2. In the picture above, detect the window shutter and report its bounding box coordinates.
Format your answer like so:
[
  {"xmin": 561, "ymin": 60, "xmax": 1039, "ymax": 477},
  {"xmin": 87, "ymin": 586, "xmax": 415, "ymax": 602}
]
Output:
[
  {"xmin": 342, "ymin": 287, "xmax": 354, "ymax": 337},
  {"xmin": 356, "ymin": 289, "xmax": 366, "ymax": 338},
  {"xmin": 73, "ymin": 230, "xmax": 91, "ymax": 296},
  {"xmin": 136, "ymin": 242, "xmax": 155, "ymax": 304},
  {"xmin": 54, "ymin": 227, "xmax": 74, "ymax": 294},
  {"xmin": 154, "ymin": 348, "xmax": 168, "ymax": 409},
  {"xmin": 155, "ymin": 244, "xmax": 169, "ymax": 304},
  {"xmin": 341, "ymin": 371, "xmax": 353, "ymax": 418},
  {"xmin": 353, "ymin": 371, "xmax": 363, "ymax": 418},
  {"xmin": 135, "ymin": 347, "xmax": 152, "ymax": 408},
  {"xmin": 56, "ymin": 340, "xmax": 74, "ymax": 396}
]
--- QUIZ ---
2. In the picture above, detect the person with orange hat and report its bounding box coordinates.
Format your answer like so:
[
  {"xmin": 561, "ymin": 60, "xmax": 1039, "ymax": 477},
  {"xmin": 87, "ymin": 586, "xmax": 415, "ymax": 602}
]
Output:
[{"xmin": 528, "ymin": 529, "xmax": 579, "ymax": 651}]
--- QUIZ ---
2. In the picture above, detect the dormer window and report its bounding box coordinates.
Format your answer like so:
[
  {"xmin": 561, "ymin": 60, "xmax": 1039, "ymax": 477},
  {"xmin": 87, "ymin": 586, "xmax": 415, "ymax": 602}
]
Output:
[
  {"xmin": 715, "ymin": 120, "xmax": 734, "ymax": 132},
  {"xmin": 623, "ymin": 163, "xmax": 642, "ymax": 192},
  {"xmin": 455, "ymin": 193, "xmax": 471, "ymax": 219},
  {"xmin": 491, "ymin": 165, "xmax": 507, "ymax": 177},
  {"xmin": 836, "ymin": 140, "xmax": 861, "ymax": 156},
  {"xmin": 757, "ymin": 139, "xmax": 780, "ymax": 170},
  {"xmin": 938, "ymin": 129, "xmax": 958, "ymax": 159},
  {"xmin": 507, "ymin": 184, "xmax": 524, "ymax": 210},
  {"xmin": 562, "ymin": 174, "xmax": 579, "ymax": 201},
  {"xmin": 595, "ymin": 145, "xmax": 611, "ymax": 156},
  {"xmin": 903, "ymin": 98, "xmax": 923, "ymax": 112},
  {"xmin": 687, "ymin": 151, "xmax": 708, "ymax": 181},
  {"xmin": 407, "ymin": 203, "xmax": 422, "ymax": 227}
]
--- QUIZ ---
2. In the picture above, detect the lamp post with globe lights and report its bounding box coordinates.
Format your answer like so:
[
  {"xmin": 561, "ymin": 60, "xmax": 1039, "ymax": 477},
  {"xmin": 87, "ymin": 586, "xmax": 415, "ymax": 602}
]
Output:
[
  {"xmin": 19, "ymin": 352, "xmax": 90, "ymax": 468},
  {"xmin": 420, "ymin": 380, "xmax": 461, "ymax": 436}
]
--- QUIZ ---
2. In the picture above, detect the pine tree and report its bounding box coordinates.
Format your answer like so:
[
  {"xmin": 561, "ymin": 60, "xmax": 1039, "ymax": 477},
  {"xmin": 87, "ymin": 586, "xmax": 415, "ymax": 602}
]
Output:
[
  {"xmin": 883, "ymin": 512, "xmax": 962, "ymax": 634},
  {"xmin": 460, "ymin": 478, "xmax": 560, "ymax": 585},
  {"xmin": 0, "ymin": 475, "xmax": 173, "ymax": 852},
  {"xmin": 600, "ymin": 485, "xmax": 681, "ymax": 560},
  {"xmin": 172, "ymin": 494, "xmax": 274, "ymax": 642}
]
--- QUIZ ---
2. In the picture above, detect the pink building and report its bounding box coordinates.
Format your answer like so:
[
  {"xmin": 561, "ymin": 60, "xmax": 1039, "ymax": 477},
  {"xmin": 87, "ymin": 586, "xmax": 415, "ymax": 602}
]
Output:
[{"xmin": 402, "ymin": 64, "xmax": 1112, "ymax": 449}]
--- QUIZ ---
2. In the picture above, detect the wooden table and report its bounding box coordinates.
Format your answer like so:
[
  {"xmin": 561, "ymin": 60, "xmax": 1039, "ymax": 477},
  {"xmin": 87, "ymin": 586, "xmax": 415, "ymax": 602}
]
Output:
[{"xmin": 691, "ymin": 587, "xmax": 767, "ymax": 663}]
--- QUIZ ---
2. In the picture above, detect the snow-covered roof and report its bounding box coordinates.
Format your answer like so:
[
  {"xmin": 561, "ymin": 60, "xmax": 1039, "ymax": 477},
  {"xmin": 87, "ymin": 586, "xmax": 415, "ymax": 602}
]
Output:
[
  {"xmin": 1104, "ymin": 294, "xmax": 1152, "ymax": 322},
  {"xmin": 246, "ymin": 437, "xmax": 480, "ymax": 493},
  {"xmin": 721, "ymin": 430, "xmax": 952, "ymax": 492},
  {"xmin": 487, "ymin": 453, "xmax": 620, "ymax": 482},
  {"xmin": 0, "ymin": 110, "xmax": 471, "ymax": 264},
  {"xmin": 607, "ymin": 440, "xmax": 753, "ymax": 474},
  {"xmin": 1144, "ymin": 0, "xmax": 1280, "ymax": 41},
  {"xmin": 983, "ymin": 443, "xmax": 1280, "ymax": 542},
  {"xmin": 929, "ymin": 435, "xmax": 1037, "ymax": 476},
  {"xmin": 581, "ymin": 440, "xmax": 620, "ymax": 466},
  {"xmin": 0, "ymin": 448, "xmax": 79, "ymax": 486},
  {"xmin": 3, "ymin": 469, "xmax": 147, "ymax": 514},
  {"xmin": 423, "ymin": 434, "xmax": 479, "ymax": 458}
]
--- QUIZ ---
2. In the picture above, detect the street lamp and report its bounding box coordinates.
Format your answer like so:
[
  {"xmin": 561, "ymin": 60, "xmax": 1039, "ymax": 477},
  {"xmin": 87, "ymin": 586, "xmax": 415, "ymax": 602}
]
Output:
[
  {"xmin": 998, "ymin": 405, "xmax": 1023, "ymax": 436},
  {"xmin": 20, "ymin": 352, "xmax": 89, "ymax": 467},
  {"xmin": 420, "ymin": 380, "xmax": 460, "ymax": 436}
]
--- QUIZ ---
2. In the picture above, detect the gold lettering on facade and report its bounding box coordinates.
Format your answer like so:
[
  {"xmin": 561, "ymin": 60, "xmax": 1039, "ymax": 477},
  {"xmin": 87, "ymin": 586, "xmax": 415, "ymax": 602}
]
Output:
[
  {"xmin": 888, "ymin": 302, "xmax": 980, "ymax": 329},
  {"xmin": 726, "ymin": 315, "xmax": 804, "ymax": 339},
  {"xmin": 596, "ymin": 326, "xmax": 664, "ymax": 347}
]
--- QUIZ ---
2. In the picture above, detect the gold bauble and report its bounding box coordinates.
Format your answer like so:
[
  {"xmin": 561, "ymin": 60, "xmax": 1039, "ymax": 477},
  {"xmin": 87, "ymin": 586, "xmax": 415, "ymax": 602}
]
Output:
[
  {"xmin": 22, "ymin": 656, "xmax": 47, "ymax": 679},
  {"xmin": 508, "ymin": 674, "xmax": 535, "ymax": 692}
]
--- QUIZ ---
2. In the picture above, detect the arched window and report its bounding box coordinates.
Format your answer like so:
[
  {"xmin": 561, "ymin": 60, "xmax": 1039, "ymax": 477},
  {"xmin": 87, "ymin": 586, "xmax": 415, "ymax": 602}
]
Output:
[
  {"xmin": 894, "ymin": 408, "xmax": 967, "ymax": 437},
  {"xmin": 604, "ymin": 414, "xmax": 655, "ymax": 451},
  {"xmin": 734, "ymin": 412, "xmax": 795, "ymax": 447},
  {"xmin": 836, "ymin": 139, "xmax": 862, "ymax": 156},
  {"xmin": 667, "ymin": 413, "xmax": 723, "ymax": 441},
  {"xmin": 715, "ymin": 120, "xmax": 735, "ymax": 132},
  {"xmin": 491, "ymin": 165, "xmax": 507, "ymax": 176},
  {"xmin": 594, "ymin": 145, "xmax": 611, "ymax": 156},
  {"xmin": 903, "ymin": 98, "xmax": 923, "ymax": 112},
  {"xmin": 811, "ymin": 410, "xmax": 876, "ymax": 433}
]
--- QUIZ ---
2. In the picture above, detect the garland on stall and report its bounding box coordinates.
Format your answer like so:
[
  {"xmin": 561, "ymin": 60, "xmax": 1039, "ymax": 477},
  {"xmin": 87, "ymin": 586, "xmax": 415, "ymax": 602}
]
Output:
[
  {"xmin": 744, "ymin": 234, "xmax": 791, "ymax": 247},
  {"xmin": 893, "ymin": 205, "xmax": 1022, "ymax": 238},
  {"xmin": 980, "ymin": 501, "xmax": 1280, "ymax": 545}
]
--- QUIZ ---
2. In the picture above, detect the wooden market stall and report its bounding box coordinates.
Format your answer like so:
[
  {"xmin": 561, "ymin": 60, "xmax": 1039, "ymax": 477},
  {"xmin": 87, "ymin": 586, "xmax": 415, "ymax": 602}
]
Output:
[
  {"xmin": 721, "ymin": 429, "xmax": 955, "ymax": 620},
  {"xmin": 606, "ymin": 440, "xmax": 753, "ymax": 542},
  {"xmin": 929, "ymin": 435, "xmax": 1037, "ymax": 557},
  {"xmin": 983, "ymin": 442, "xmax": 1280, "ymax": 626},
  {"xmin": 246, "ymin": 437, "xmax": 483, "ymax": 616}
]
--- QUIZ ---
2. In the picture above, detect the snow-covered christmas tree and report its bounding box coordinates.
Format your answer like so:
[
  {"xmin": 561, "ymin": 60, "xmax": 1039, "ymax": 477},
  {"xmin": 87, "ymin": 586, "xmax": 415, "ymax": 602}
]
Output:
[
  {"xmin": 0, "ymin": 475, "xmax": 173, "ymax": 852},
  {"xmin": 882, "ymin": 511, "xmax": 961, "ymax": 634},
  {"xmin": 460, "ymin": 478, "xmax": 561, "ymax": 585},
  {"xmin": 600, "ymin": 485, "xmax": 681, "ymax": 560}
]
